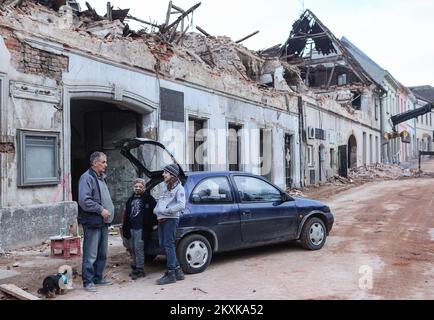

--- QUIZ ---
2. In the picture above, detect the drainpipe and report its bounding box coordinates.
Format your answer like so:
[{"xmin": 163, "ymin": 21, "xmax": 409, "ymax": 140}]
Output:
[
  {"xmin": 298, "ymin": 96, "xmax": 304, "ymax": 187},
  {"xmin": 379, "ymin": 94, "xmax": 384, "ymax": 163}
]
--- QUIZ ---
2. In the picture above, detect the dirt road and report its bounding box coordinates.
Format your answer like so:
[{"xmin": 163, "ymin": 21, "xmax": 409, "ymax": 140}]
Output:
[
  {"xmin": 56, "ymin": 178, "xmax": 433, "ymax": 300},
  {"xmin": 1, "ymin": 160, "xmax": 433, "ymax": 300}
]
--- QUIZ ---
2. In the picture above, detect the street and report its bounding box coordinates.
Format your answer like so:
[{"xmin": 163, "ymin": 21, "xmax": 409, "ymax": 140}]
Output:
[{"xmin": 55, "ymin": 164, "xmax": 433, "ymax": 300}]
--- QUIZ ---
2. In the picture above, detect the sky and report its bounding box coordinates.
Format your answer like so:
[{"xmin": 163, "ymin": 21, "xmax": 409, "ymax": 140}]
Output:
[{"xmin": 76, "ymin": 0, "xmax": 433, "ymax": 87}]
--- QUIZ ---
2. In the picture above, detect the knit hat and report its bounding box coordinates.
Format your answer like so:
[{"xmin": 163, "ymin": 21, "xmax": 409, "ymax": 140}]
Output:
[{"xmin": 163, "ymin": 164, "xmax": 180, "ymax": 178}]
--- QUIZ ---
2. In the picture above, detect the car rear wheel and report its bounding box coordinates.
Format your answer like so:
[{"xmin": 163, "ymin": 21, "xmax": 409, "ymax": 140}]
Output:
[
  {"xmin": 177, "ymin": 234, "xmax": 212, "ymax": 274},
  {"xmin": 144, "ymin": 254, "xmax": 157, "ymax": 264},
  {"xmin": 300, "ymin": 217, "xmax": 327, "ymax": 250}
]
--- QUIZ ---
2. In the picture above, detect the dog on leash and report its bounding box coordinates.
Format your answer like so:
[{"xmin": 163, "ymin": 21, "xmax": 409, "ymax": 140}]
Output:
[{"xmin": 37, "ymin": 265, "xmax": 75, "ymax": 298}]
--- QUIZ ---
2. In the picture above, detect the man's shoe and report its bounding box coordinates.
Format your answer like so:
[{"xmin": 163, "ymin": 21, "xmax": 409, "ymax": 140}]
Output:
[
  {"xmin": 175, "ymin": 267, "xmax": 185, "ymax": 281},
  {"xmin": 131, "ymin": 269, "xmax": 146, "ymax": 280},
  {"xmin": 84, "ymin": 283, "xmax": 97, "ymax": 292},
  {"xmin": 94, "ymin": 279, "xmax": 113, "ymax": 286},
  {"xmin": 129, "ymin": 268, "xmax": 139, "ymax": 277},
  {"xmin": 156, "ymin": 270, "xmax": 176, "ymax": 285}
]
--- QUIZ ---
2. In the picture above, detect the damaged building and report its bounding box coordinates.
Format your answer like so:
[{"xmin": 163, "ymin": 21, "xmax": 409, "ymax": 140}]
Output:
[
  {"xmin": 0, "ymin": 0, "xmax": 301, "ymax": 249},
  {"xmin": 268, "ymin": 10, "xmax": 384, "ymax": 183},
  {"xmin": 0, "ymin": 2, "xmax": 418, "ymax": 249}
]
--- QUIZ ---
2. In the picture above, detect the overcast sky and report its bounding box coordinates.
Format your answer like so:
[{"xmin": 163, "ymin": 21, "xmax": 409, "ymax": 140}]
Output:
[{"xmin": 76, "ymin": 0, "xmax": 433, "ymax": 87}]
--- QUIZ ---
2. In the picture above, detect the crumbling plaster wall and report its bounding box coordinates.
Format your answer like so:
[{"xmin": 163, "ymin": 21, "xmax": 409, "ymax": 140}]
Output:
[
  {"xmin": 0, "ymin": 29, "xmax": 65, "ymax": 207},
  {"xmin": 304, "ymin": 96, "xmax": 382, "ymax": 183},
  {"xmin": 159, "ymin": 79, "xmax": 300, "ymax": 189}
]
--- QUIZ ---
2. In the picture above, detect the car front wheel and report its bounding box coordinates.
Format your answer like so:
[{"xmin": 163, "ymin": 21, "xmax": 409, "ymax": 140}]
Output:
[
  {"xmin": 177, "ymin": 234, "xmax": 212, "ymax": 274},
  {"xmin": 300, "ymin": 217, "xmax": 327, "ymax": 250}
]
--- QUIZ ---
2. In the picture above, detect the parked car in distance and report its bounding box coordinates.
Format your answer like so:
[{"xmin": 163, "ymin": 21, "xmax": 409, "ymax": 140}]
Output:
[{"xmin": 117, "ymin": 138, "xmax": 334, "ymax": 274}]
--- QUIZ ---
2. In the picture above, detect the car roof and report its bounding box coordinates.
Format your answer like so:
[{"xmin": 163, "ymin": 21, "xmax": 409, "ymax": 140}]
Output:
[{"xmin": 184, "ymin": 171, "xmax": 258, "ymax": 178}]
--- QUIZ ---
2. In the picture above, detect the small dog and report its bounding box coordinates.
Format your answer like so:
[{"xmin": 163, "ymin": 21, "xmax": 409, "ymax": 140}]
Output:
[
  {"xmin": 37, "ymin": 271, "xmax": 68, "ymax": 298},
  {"xmin": 38, "ymin": 265, "xmax": 75, "ymax": 298}
]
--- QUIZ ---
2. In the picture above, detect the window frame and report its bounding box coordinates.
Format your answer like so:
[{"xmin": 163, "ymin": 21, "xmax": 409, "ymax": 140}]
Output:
[
  {"xmin": 17, "ymin": 129, "xmax": 60, "ymax": 187},
  {"xmin": 233, "ymin": 175, "xmax": 283, "ymax": 204},
  {"xmin": 189, "ymin": 176, "xmax": 234, "ymax": 205}
]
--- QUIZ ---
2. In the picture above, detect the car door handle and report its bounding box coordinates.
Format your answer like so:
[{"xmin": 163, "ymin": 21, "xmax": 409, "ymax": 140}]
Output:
[{"xmin": 242, "ymin": 210, "xmax": 251, "ymax": 216}]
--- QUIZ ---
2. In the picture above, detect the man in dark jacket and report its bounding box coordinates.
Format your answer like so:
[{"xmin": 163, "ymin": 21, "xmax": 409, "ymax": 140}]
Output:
[
  {"xmin": 122, "ymin": 178, "xmax": 157, "ymax": 279},
  {"xmin": 78, "ymin": 151, "xmax": 114, "ymax": 292}
]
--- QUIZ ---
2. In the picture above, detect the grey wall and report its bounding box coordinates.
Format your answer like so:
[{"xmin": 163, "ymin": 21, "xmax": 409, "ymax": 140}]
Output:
[{"xmin": 0, "ymin": 201, "xmax": 77, "ymax": 250}]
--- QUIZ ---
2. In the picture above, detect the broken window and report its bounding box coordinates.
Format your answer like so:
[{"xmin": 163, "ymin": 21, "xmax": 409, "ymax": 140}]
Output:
[
  {"xmin": 18, "ymin": 130, "xmax": 60, "ymax": 187},
  {"xmin": 351, "ymin": 91, "xmax": 361, "ymax": 109},
  {"xmin": 337, "ymin": 73, "xmax": 347, "ymax": 85}
]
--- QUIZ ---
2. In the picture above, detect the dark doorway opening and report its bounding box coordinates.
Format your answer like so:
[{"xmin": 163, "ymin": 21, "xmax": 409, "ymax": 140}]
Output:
[
  {"xmin": 338, "ymin": 145, "xmax": 348, "ymax": 177},
  {"xmin": 284, "ymin": 134, "xmax": 293, "ymax": 188},
  {"xmin": 348, "ymin": 135, "xmax": 357, "ymax": 168},
  {"xmin": 70, "ymin": 99, "xmax": 145, "ymax": 224}
]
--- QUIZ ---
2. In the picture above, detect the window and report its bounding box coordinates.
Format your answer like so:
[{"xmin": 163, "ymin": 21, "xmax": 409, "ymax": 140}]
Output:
[
  {"xmin": 234, "ymin": 176, "xmax": 281, "ymax": 202},
  {"xmin": 228, "ymin": 123, "xmax": 242, "ymax": 171},
  {"xmin": 351, "ymin": 91, "xmax": 361, "ymax": 110},
  {"xmin": 375, "ymin": 100, "xmax": 379, "ymax": 120},
  {"xmin": 307, "ymin": 145, "xmax": 314, "ymax": 167},
  {"xmin": 18, "ymin": 130, "xmax": 60, "ymax": 186},
  {"xmin": 188, "ymin": 117, "xmax": 206, "ymax": 172},
  {"xmin": 190, "ymin": 177, "xmax": 233, "ymax": 204},
  {"xmin": 260, "ymin": 128, "xmax": 272, "ymax": 180},
  {"xmin": 337, "ymin": 73, "xmax": 347, "ymax": 85},
  {"xmin": 330, "ymin": 148, "xmax": 335, "ymax": 167}
]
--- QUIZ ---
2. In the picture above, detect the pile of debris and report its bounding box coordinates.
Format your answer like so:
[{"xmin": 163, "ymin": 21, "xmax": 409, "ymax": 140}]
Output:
[
  {"xmin": 286, "ymin": 188, "xmax": 306, "ymax": 197},
  {"xmin": 326, "ymin": 163, "xmax": 420, "ymax": 186},
  {"xmin": 349, "ymin": 163, "xmax": 418, "ymax": 181}
]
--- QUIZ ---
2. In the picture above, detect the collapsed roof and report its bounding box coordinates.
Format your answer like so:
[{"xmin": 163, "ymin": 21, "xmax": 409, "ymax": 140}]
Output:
[{"xmin": 262, "ymin": 10, "xmax": 382, "ymax": 96}]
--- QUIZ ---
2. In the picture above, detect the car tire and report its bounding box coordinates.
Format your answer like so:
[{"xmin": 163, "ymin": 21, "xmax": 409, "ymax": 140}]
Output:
[
  {"xmin": 300, "ymin": 217, "xmax": 327, "ymax": 250},
  {"xmin": 177, "ymin": 234, "xmax": 212, "ymax": 274},
  {"xmin": 144, "ymin": 254, "xmax": 157, "ymax": 264}
]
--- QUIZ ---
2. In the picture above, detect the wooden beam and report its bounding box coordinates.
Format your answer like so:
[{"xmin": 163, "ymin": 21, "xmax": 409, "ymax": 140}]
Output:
[
  {"xmin": 0, "ymin": 284, "xmax": 40, "ymax": 300},
  {"xmin": 126, "ymin": 15, "xmax": 160, "ymax": 28},
  {"xmin": 196, "ymin": 26, "xmax": 210, "ymax": 37},
  {"xmin": 326, "ymin": 64, "xmax": 336, "ymax": 88},
  {"xmin": 166, "ymin": 2, "xmax": 201, "ymax": 30},
  {"xmin": 171, "ymin": 4, "xmax": 185, "ymax": 13},
  {"xmin": 235, "ymin": 30, "xmax": 260, "ymax": 44},
  {"xmin": 288, "ymin": 32, "xmax": 328, "ymax": 40},
  {"xmin": 294, "ymin": 54, "xmax": 344, "ymax": 66},
  {"xmin": 106, "ymin": 2, "xmax": 112, "ymax": 21},
  {"xmin": 165, "ymin": 0, "xmax": 172, "ymax": 27}
]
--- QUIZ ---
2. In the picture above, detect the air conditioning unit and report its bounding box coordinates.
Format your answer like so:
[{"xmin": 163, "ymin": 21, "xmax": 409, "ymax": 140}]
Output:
[{"xmin": 307, "ymin": 127, "xmax": 315, "ymax": 139}]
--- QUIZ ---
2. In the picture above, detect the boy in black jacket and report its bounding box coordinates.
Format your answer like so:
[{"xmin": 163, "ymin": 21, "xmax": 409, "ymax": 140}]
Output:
[{"xmin": 122, "ymin": 178, "xmax": 157, "ymax": 279}]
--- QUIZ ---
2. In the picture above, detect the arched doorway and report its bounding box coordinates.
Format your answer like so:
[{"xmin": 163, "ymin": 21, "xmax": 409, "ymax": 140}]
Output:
[
  {"xmin": 70, "ymin": 97, "xmax": 155, "ymax": 224},
  {"xmin": 348, "ymin": 135, "xmax": 357, "ymax": 168}
]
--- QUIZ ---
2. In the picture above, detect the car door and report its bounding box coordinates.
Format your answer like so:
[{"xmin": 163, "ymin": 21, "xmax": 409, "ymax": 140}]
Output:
[
  {"xmin": 188, "ymin": 176, "xmax": 242, "ymax": 251},
  {"xmin": 232, "ymin": 175, "xmax": 298, "ymax": 243}
]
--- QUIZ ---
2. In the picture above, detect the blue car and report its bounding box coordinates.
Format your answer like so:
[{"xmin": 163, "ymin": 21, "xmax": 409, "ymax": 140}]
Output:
[{"xmin": 118, "ymin": 138, "xmax": 334, "ymax": 274}]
